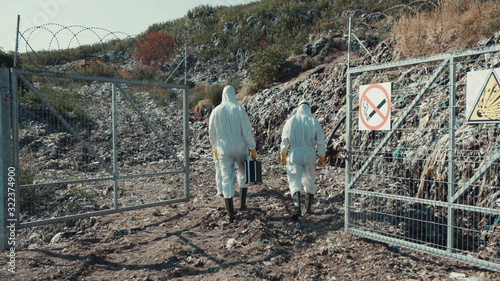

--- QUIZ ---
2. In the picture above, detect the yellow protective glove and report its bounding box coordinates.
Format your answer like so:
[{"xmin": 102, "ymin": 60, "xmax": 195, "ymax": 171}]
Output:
[
  {"xmin": 213, "ymin": 150, "xmax": 219, "ymax": 161},
  {"xmin": 317, "ymin": 156, "xmax": 325, "ymax": 167},
  {"xmin": 281, "ymin": 152, "xmax": 287, "ymax": 165},
  {"xmin": 250, "ymin": 149, "xmax": 257, "ymax": 159}
]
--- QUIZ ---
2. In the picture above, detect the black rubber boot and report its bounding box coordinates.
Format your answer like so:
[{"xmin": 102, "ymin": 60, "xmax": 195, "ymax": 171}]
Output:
[
  {"xmin": 225, "ymin": 198, "xmax": 235, "ymax": 223},
  {"xmin": 305, "ymin": 193, "xmax": 314, "ymax": 214},
  {"xmin": 291, "ymin": 192, "xmax": 301, "ymax": 221},
  {"xmin": 240, "ymin": 188, "xmax": 248, "ymax": 211}
]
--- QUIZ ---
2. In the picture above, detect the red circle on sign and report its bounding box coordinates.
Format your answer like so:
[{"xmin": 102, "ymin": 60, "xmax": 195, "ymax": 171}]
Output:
[{"xmin": 359, "ymin": 84, "xmax": 391, "ymax": 130}]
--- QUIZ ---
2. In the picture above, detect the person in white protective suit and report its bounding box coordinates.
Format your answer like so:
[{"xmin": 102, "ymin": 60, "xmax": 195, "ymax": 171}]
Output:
[
  {"xmin": 209, "ymin": 85, "xmax": 257, "ymax": 222},
  {"xmin": 280, "ymin": 99, "xmax": 326, "ymax": 220}
]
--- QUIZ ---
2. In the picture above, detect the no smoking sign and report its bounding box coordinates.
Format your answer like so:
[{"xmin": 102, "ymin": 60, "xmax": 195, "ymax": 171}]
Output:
[{"xmin": 359, "ymin": 82, "xmax": 392, "ymax": 130}]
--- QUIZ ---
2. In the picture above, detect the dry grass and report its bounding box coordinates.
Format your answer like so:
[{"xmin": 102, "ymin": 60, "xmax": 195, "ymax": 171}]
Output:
[{"xmin": 393, "ymin": 0, "xmax": 500, "ymax": 59}]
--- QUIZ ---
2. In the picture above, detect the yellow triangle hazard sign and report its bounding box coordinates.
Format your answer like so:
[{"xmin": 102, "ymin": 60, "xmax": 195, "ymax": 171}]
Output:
[{"xmin": 468, "ymin": 71, "xmax": 500, "ymax": 122}]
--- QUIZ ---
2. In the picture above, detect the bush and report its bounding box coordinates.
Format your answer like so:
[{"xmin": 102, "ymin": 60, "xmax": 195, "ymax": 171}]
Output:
[
  {"xmin": 249, "ymin": 46, "xmax": 288, "ymax": 90},
  {"xmin": 208, "ymin": 84, "xmax": 225, "ymax": 107},
  {"xmin": 189, "ymin": 85, "xmax": 207, "ymax": 108}
]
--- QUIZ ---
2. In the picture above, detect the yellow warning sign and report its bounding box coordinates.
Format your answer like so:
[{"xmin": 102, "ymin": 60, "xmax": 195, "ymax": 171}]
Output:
[{"xmin": 468, "ymin": 70, "xmax": 500, "ymax": 123}]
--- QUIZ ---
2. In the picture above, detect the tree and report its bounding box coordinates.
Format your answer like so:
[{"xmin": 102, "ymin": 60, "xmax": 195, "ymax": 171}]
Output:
[{"xmin": 133, "ymin": 31, "xmax": 176, "ymax": 66}]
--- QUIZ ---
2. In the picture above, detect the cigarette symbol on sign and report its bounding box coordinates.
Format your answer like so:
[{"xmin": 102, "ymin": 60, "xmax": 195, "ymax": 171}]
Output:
[
  {"xmin": 359, "ymin": 83, "xmax": 391, "ymax": 131},
  {"xmin": 363, "ymin": 99, "xmax": 387, "ymax": 121}
]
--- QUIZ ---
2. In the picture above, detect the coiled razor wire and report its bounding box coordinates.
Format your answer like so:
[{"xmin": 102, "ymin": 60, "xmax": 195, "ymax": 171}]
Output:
[{"xmin": 18, "ymin": 22, "xmax": 133, "ymax": 74}]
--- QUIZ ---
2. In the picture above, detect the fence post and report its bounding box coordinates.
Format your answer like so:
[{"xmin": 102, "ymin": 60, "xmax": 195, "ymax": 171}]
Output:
[
  {"xmin": 112, "ymin": 83, "xmax": 118, "ymax": 209},
  {"xmin": 447, "ymin": 57, "xmax": 456, "ymax": 253},
  {"xmin": 344, "ymin": 70, "xmax": 352, "ymax": 231},
  {"xmin": 183, "ymin": 45, "xmax": 190, "ymax": 200},
  {"xmin": 0, "ymin": 68, "xmax": 12, "ymax": 250},
  {"xmin": 344, "ymin": 17, "xmax": 353, "ymax": 231},
  {"xmin": 183, "ymin": 88, "xmax": 190, "ymax": 199}
]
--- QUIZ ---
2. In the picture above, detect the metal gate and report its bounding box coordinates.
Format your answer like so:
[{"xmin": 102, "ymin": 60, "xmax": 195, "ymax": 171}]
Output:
[
  {"xmin": 345, "ymin": 44, "xmax": 500, "ymax": 272},
  {"xmin": 1, "ymin": 68, "xmax": 190, "ymax": 236}
]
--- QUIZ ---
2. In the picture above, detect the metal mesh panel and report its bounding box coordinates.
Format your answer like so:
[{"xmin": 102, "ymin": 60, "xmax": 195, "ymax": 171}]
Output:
[
  {"xmin": 14, "ymin": 70, "xmax": 188, "ymax": 227},
  {"xmin": 345, "ymin": 46, "xmax": 500, "ymax": 272},
  {"xmin": 114, "ymin": 83, "xmax": 185, "ymax": 206}
]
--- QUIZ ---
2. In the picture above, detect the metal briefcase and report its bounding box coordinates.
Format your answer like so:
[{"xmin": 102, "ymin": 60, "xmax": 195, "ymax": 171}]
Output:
[{"xmin": 244, "ymin": 159, "xmax": 262, "ymax": 184}]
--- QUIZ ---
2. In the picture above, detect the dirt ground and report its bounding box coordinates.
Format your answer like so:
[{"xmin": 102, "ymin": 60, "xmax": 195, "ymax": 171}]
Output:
[{"xmin": 2, "ymin": 152, "xmax": 499, "ymax": 281}]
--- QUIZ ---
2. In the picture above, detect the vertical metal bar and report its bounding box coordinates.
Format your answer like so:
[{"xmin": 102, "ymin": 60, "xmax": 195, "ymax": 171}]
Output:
[
  {"xmin": 345, "ymin": 17, "xmax": 352, "ymax": 231},
  {"xmin": 447, "ymin": 57, "xmax": 456, "ymax": 253},
  {"xmin": 13, "ymin": 15, "xmax": 20, "ymax": 68},
  {"xmin": 183, "ymin": 88, "xmax": 190, "ymax": 199},
  {"xmin": 348, "ymin": 17, "xmax": 351, "ymax": 69},
  {"xmin": 11, "ymin": 71, "xmax": 19, "ymax": 227},
  {"xmin": 184, "ymin": 45, "xmax": 187, "ymax": 86},
  {"xmin": 0, "ymin": 68, "xmax": 12, "ymax": 250},
  {"xmin": 183, "ymin": 45, "xmax": 190, "ymax": 199},
  {"xmin": 112, "ymin": 83, "xmax": 118, "ymax": 209},
  {"xmin": 345, "ymin": 70, "xmax": 352, "ymax": 231}
]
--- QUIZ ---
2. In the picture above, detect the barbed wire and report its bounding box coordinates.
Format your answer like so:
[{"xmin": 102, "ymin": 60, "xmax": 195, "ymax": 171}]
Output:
[{"xmin": 17, "ymin": 22, "xmax": 134, "ymax": 73}]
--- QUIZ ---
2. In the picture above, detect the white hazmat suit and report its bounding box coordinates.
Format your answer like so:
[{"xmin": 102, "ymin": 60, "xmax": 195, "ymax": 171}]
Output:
[
  {"xmin": 209, "ymin": 85, "xmax": 256, "ymax": 199},
  {"xmin": 281, "ymin": 100, "xmax": 325, "ymax": 200},
  {"xmin": 214, "ymin": 154, "xmax": 223, "ymax": 197}
]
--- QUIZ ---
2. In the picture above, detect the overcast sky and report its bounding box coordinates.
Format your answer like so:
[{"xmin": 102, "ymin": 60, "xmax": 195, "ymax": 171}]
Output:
[{"xmin": 1, "ymin": 0, "xmax": 258, "ymax": 52}]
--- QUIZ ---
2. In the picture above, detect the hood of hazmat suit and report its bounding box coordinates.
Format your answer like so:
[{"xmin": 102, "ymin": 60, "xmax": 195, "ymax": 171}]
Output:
[{"xmin": 208, "ymin": 85, "xmax": 256, "ymax": 156}]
